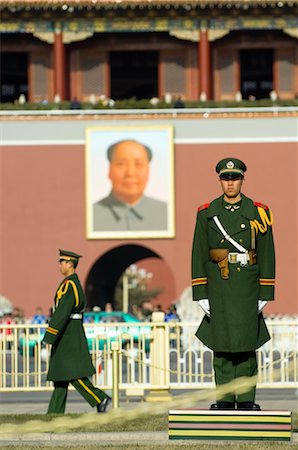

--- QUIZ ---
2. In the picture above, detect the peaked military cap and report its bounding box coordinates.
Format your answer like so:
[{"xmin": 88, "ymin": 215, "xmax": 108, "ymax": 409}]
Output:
[
  {"xmin": 59, "ymin": 249, "xmax": 82, "ymax": 261},
  {"xmin": 216, "ymin": 157, "xmax": 247, "ymax": 179}
]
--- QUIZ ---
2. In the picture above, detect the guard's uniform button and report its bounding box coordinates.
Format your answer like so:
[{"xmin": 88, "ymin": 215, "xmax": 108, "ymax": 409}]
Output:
[
  {"xmin": 220, "ymin": 239, "xmax": 225, "ymax": 243},
  {"xmin": 237, "ymin": 267, "xmax": 241, "ymax": 272},
  {"xmin": 239, "ymin": 239, "xmax": 243, "ymax": 244}
]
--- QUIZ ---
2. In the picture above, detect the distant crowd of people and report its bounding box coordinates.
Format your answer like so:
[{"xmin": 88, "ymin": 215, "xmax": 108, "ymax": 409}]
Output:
[
  {"xmin": 0, "ymin": 302, "xmax": 180, "ymax": 328},
  {"xmin": 0, "ymin": 307, "xmax": 49, "ymax": 339},
  {"xmin": 129, "ymin": 302, "xmax": 180, "ymax": 323},
  {"xmin": 0, "ymin": 306, "xmax": 48, "ymax": 327}
]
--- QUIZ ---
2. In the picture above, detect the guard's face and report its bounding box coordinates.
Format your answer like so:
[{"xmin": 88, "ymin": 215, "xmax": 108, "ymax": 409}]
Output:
[
  {"xmin": 220, "ymin": 177, "xmax": 243, "ymax": 200},
  {"xmin": 109, "ymin": 141, "xmax": 150, "ymax": 204},
  {"xmin": 59, "ymin": 259, "xmax": 72, "ymax": 276}
]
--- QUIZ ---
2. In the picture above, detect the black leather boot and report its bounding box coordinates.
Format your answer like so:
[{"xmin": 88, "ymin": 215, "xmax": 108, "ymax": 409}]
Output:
[
  {"xmin": 237, "ymin": 402, "xmax": 261, "ymax": 411},
  {"xmin": 210, "ymin": 401, "xmax": 235, "ymax": 410},
  {"xmin": 97, "ymin": 395, "xmax": 112, "ymax": 413}
]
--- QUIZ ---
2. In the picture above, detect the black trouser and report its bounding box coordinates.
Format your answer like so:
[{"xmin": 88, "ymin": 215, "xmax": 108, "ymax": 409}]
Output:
[{"xmin": 213, "ymin": 351, "xmax": 258, "ymax": 403}]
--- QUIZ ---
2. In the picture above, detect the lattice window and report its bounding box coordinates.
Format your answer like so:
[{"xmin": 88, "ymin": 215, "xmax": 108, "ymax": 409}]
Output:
[
  {"xmin": 163, "ymin": 53, "xmax": 186, "ymax": 94},
  {"xmin": 32, "ymin": 57, "xmax": 48, "ymax": 97},
  {"xmin": 278, "ymin": 51, "xmax": 294, "ymax": 92},
  {"xmin": 218, "ymin": 50, "xmax": 234, "ymax": 94},
  {"xmin": 81, "ymin": 56, "xmax": 105, "ymax": 96}
]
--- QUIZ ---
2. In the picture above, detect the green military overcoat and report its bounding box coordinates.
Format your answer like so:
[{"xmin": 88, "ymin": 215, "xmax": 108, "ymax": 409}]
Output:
[
  {"xmin": 192, "ymin": 194, "xmax": 275, "ymax": 353},
  {"xmin": 43, "ymin": 273, "xmax": 95, "ymax": 381}
]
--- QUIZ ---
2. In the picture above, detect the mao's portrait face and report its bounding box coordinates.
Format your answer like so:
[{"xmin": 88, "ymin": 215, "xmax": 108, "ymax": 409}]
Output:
[
  {"xmin": 108, "ymin": 140, "xmax": 150, "ymax": 204},
  {"xmin": 85, "ymin": 125, "xmax": 175, "ymax": 239}
]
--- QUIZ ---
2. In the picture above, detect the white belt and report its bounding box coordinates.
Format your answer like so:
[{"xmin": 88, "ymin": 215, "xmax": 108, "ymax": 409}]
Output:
[
  {"xmin": 228, "ymin": 252, "xmax": 250, "ymax": 266},
  {"xmin": 213, "ymin": 216, "xmax": 248, "ymax": 253},
  {"xmin": 70, "ymin": 313, "xmax": 82, "ymax": 319}
]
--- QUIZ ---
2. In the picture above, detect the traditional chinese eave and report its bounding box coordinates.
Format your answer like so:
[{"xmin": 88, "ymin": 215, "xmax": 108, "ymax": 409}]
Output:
[
  {"xmin": 0, "ymin": 0, "xmax": 297, "ymax": 10},
  {"xmin": 1, "ymin": 0, "xmax": 297, "ymax": 40}
]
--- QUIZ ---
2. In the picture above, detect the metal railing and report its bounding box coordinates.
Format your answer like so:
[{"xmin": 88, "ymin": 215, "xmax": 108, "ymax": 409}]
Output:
[
  {"xmin": 0, "ymin": 317, "xmax": 297, "ymax": 393},
  {"xmin": 0, "ymin": 106, "xmax": 297, "ymax": 117}
]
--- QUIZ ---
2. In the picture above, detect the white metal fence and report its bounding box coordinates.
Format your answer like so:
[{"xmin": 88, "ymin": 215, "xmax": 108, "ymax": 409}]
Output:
[
  {"xmin": 1, "ymin": 106, "xmax": 297, "ymax": 118},
  {"xmin": 0, "ymin": 318, "xmax": 297, "ymax": 393}
]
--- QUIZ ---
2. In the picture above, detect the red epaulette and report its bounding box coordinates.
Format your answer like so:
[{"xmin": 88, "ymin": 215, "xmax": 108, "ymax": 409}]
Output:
[
  {"xmin": 198, "ymin": 203, "xmax": 210, "ymax": 212},
  {"xmin": 254, "ymin": 201, "xmax": 269, "ymax": 210}
]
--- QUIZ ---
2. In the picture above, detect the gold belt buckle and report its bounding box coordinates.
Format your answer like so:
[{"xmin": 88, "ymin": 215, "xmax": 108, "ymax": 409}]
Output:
[{"xmin": 229, "ymin": 253, "xmax": 237, "ymax": 263}]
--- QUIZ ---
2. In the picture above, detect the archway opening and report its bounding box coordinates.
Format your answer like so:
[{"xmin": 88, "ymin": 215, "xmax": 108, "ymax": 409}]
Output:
[
  {"xmin": 0, "ymin": 52, "xmax": 28, "ymax": 103},
  {"xmin": 110, "ymin": 51, "xmax": 158, "ymax": 100},
  {"xmin": 85, "ymin": 244, "xmax": 176, "ymax": 313},
  {"xmin": 240, "ymin": 49, "xmax": 273, "ymax": 99}
]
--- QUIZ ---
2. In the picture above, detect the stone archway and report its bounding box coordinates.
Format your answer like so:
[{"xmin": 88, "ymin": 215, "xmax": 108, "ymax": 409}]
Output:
[{"xmin": 85, "ymin": 243, "xmax": 176, "ymax": 312}]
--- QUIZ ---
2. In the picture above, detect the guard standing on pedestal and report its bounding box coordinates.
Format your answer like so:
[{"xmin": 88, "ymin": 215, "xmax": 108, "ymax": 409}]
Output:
[
  {"xmin": 192, "ymin": 158, "xmax": 275, "ymax": 410},
  {"xmin": 43, "ymin": 249, "xmax": 111, "ymax": 414}
]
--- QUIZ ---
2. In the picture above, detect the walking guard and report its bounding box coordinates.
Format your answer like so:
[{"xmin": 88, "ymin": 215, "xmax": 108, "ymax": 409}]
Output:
[
  {"xmin": 192, "ymin": 158, "xmax": 275, "ymax": 411},
  {"xmin": 43, "ymin": 249, "xmax": 111, "ymax": 414}
]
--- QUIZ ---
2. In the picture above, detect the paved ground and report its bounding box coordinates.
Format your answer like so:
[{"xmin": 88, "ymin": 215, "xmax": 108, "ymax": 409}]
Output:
[
  {"xmin": 0, "ymin": 431, "xmax": 297, "ymax": 448},
  {"xmin": 1, "ymin": 388, "xmax": 297, "ymax": 414},
  {"xmin": 0, "ymin": 431, "xmax": 168, "ymax": 447},
  {"xmin": 0, "ymin": 389, "xmax": 297, "ymax": 447}
]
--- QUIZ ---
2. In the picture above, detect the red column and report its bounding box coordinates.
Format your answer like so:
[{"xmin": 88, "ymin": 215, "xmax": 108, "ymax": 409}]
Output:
[
  {"xmin": 199, "ymin": 29, "xmax": 212, "ymax": 100},
  {"xmin": 53, "ymin": 23, "xmax": 66, "ymax": 101}
]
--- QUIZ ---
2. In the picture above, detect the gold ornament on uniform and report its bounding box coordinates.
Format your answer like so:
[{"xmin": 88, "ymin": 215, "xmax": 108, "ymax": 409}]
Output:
[
  {"xmin": 250, "ymin": 208, "xmax": 274, "ymax": 234},
  {"xmin": 56, "ymin": 282, "xmax": 69, "ymax": 303},
  {"xmin": 56, "ymin": 280, "xmax": 80, "ymax": 307}
]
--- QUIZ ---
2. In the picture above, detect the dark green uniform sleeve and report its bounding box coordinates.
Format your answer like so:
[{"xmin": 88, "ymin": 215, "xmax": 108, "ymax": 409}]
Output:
[
  {"xmin": 192, "ymin": 209, "xmax": 210, "ymax": 300},
  {"xmin": 43, "ymin": 281, "xmax": 76, "ymax": 345},
  {"xmin": 256, "ymin": 208, "xmax": 275, "ymax": 301}
]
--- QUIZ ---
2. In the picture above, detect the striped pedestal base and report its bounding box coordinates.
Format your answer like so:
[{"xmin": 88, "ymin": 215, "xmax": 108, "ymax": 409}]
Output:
[{"xmin": 168, "ymin": 409, "xmax": 292, "ymax": 441}]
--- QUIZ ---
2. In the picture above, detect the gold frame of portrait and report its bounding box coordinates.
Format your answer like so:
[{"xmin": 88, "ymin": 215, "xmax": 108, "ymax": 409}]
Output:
[{"xmin": 85, "ymin": 125, "xmax": 175, "ymax": 240}]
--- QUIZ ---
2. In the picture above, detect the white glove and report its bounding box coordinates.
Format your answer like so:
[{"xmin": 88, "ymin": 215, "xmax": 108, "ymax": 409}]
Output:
[
  {"xmin": 198, "ymin": 299, "xmax": 210, "ymax": 317},
  {"xmin": 258, "ymin": 300, "xmax": 268, "ymax": 313}
]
